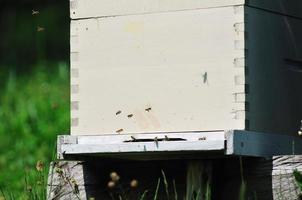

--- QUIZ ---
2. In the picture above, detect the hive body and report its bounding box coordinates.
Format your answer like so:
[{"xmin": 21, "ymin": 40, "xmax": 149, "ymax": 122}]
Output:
[{"xmin": 70, "ymin": 0, "xmax": 302, "ymax": 136}]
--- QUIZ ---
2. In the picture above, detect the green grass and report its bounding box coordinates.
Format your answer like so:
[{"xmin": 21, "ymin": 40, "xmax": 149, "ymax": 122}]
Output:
[{"xmin": 0, "ymin": 63, "xmax": 69, "ymax": 199}]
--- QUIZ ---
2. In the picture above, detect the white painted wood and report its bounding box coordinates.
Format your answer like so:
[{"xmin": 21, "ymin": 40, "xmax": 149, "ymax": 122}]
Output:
[
  {"xmin": 70, "ymin": 0, "xmax": 302, "ymax": 19},
  {"xmin": 70, "ymin": 2, "xmax": 302, "ymax": 137},
  {"xmin": 70, "ymin": 0, "xmax": 244, "ymax": 19},
  {"xmin": 61, "ymin": 141, "xmax": 225, "ymax": 156},
  {"xmin": 58, "ymin": 130, "xmax": 302, "ymax": 158},
  {"xmin": 71, "ymin": 6, "xmax": 245, "ymax": 135},
  {"xmin": 58, "ymin": 132, "xmax": 226, "ymax": 159}
]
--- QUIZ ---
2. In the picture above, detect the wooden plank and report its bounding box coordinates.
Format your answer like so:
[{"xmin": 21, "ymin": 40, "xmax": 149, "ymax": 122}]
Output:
[
  {"xmin": 58, "ymin": 130, "xmax": 302, "ymax": 159},
  {"xmin": 57, "ymin": 132, "xmax": 226, "ymax": 159},
  {"xmin": 58, "ymin": 132, "xmax": 227, "ymax": 159},
  {"xmin": 61, "ymin": 141, "xmax": 225, "ymax": 156},
  {"xmin": 246, "ymin": 7, "xmax": 302, "ymax": 136},
  {"xmin": 70, "ymin": 0, "xmax": 302, "ymax": 19},
  {"xmin": 272, "ymin": 156, "xmax": 302, "ymax": 199},
  {"xmin": 47, "ymin": 161, "xmax": 88, "ymax": 200},
  {"xmin": 226, "ymin": 130, "xmax": 302, "ymax": 156},
  {"xmin": 71, "ymin": 6, "xmax": 245, "ymax": 135},
  {"xmin": 70, "ymin": 0, "xmax": 244, "ymax": 19}
]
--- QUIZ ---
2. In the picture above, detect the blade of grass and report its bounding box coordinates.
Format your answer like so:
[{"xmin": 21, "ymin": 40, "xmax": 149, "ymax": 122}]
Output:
[
  {"xmin": 139, "ymin": 190, "xmax": 148, "ymax": 200},
  {"xmin": 172, "ymin": 179, "xmax": 177, "ymax": 200},
  {"xmin": 0, "ymin": 186, "xmax": 8, "ymax": 200},
  {"xmin": 194, "ymin": 189, "xmax": 201, "ymax": 200},
  {"xmin": 161, "ymin": 170, "xmax": 169, "ymax": 200},
  {"xmin": 253, "ymin": 191, "xmax": 258, "ymax": 200},
  {"xmin": 153, "ymin": 178, "xmax": 161, "ymax": 200},
  {"xmin": 239, "ymin": 157, "xmax": 246, "ymax": 200},
  {"xmin": 205, "ymin": 181, "xmax": 211, "ymax": 200},
  {"xmin": 9, "ymin": 191, "xmax": 15, "ymax": 200},
  {"xmin": 239, "ymin": 181, "xmax": 246, "ymax": 200}
]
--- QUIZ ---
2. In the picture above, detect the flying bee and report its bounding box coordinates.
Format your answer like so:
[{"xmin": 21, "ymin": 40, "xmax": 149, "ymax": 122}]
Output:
[
  {"xmin": 37, "ymin": 26, "xmax": 45, "ymax": 32},
  {"xmin": 32, "ymin": 10, "xmax": 40, "ymax": 15},
  {"xmin": 127, "ymin": 114, "xmax": 133, "ymax": 118},
  {"xmin": 116, "ymin": 129, "xmax": 124, "ymax": 134},
  {"xmin": 116, "ymin": 110, "xmax": 122, "ymax": 115},
  {"xmin": 145, "ymin": 107, "xmax": 152, "ymax": 112}
]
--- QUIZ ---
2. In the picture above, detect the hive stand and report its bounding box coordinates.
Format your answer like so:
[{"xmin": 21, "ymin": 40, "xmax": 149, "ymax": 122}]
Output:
[{"xmin": 47, "ymin": 130, "xmax": 302, "ymax": 200}]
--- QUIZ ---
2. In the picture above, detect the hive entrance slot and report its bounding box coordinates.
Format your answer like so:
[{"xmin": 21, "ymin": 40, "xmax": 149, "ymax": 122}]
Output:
[{"xmin": 123, "ymin": 137, "xmax": 187, "ymax": 143}]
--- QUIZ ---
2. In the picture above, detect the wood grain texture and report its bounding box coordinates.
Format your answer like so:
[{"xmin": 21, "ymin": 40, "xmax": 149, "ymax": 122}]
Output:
[
  {"xmin": 246, "ymin": 7, "xmax": 302, "ymax": 135},
  {"xmin": 70, "ymin": 0, "xmax": 302, "ymax": 19},
  {"xmin": 48, "ymin": 156, "xmax": 302, "ymax": 199},
  {"xmin": 70, "ymin": 6, "xmax": 245, "ymax": 135},
  {"xmin": 47, "ymin": 161, "xmax": 88, "ymax": 200},
  {"xmin": 272, "ymin": 156, "xmax": 302, "ymax": 200}
]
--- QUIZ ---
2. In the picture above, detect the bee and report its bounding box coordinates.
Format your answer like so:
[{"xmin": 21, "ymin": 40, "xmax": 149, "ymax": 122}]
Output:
[
  {"xmin": 116, "ymin": 110, "xmax": 122, "ymax": 115},
  {"xmin": 116, "ymin": 129, "xmax": 124, "ymax": 134},
  {"xmin": 154, "ymin": 137, "xmax": 158, "ymax": 147},
  {"xmin": 32, "ymin": 10, "xmax": 40, "ymax": 15},
  {"xmin": 164, "ymin": 135, "xmax": 169, "ymax": 141},
  {"xmin": 130, "ymin": 136, "xmax": 136, "ymax": 141},
  {"xmin": 37, "ymin": 26, "xmax": 45, "ymax": 32},
  {"xmin": 199, "ymin": 137, "xmax": 206, "ymax": 141},
  {"xmin": 145, "ymin": 107, "xmax": 152, "ymax": 112},
  {"xmin": 202, "ymin": 72, "xmax": 208, "ymax": 84},
  {"xmin": 127, "ymin": 114, "xmax": 133, "ymax": 118}
]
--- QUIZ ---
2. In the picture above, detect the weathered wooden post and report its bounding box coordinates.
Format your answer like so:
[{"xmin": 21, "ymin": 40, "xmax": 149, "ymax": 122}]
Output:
[{"xmin": 48, "ymin": 1, "xmax": 302, "ymax": 199}]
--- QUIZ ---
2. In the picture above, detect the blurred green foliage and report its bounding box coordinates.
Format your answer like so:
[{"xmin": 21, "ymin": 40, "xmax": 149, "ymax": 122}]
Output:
[
  {"xmin": 0, "ymin": 63, "xmax": 70, "ymax": 198},
  {"xmin": 0, "ymin": 1, "xmax": 69, "ymax": 70},
  {"xmin": 0, "ymin": 0, "xmax": 70, "ymax": 198}
]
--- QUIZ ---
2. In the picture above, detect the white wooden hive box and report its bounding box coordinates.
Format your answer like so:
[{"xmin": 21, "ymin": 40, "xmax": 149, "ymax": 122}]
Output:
[{"xmin": 70, "ymin": 0, "xmax": 302, "ymax": 136}]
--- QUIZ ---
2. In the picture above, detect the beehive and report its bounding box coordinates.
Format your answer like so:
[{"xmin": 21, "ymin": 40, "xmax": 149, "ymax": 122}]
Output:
[{"xmin": 70, "ymin": 0, "xmax": 302, "ymax": 136}]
